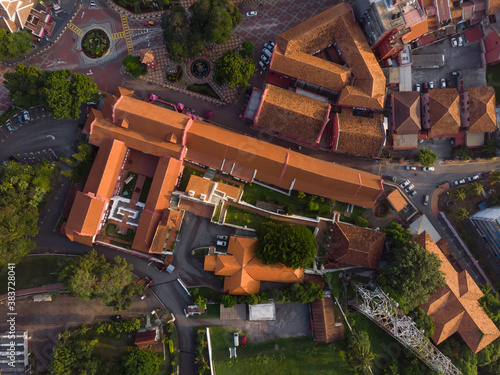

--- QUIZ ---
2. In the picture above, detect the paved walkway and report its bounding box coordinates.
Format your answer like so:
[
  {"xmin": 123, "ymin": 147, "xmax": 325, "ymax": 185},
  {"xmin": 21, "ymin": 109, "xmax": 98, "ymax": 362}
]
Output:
[{"xmin": 0, "ymin": 283, "xmax": 64, "ymax": 301}]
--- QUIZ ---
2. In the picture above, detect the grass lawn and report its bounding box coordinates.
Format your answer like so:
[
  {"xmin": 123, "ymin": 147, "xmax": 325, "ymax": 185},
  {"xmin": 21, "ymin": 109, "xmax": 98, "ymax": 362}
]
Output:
[
  {"xmin": 190, "ymin": 303, "xmax": 221, "ymax": 319},
  {"xmin": 192, "ymin": 248, "xmax": 210, "ymax": 256},
  {"xmin": 241, "ymin": 183, "xmax": 333, "ymax": 218},
  {"xmin": 119, "ymin": 172, "xmax": 138, "ymax": 198},
  {"xmin": 178, "ymin": 166, "xmax": 205, "ymax": 192},
  {"xmin": 0, "ymin": 255, "xmax": 66, "ymax": 294},
  {"xmin": 93, "ymin": 332, "xmax": 135, "ymax": 363},
  {"xmin": 209, "ymin": 326, "xmax": 350, "ymax": 375},
  {"xmin": 335, "ymin": 202, "xmax": 367, "ymax": 225},
  {"xmin": 224, "ymin": 205, "xmax": 271, "ymax": 230},
  {"xmin": 105, "ymin": 223, "xmax": 136, "ymax": 242},
  {"xmin": 139, "ymin": 176, "xmax": 153, "ymax": 203}
]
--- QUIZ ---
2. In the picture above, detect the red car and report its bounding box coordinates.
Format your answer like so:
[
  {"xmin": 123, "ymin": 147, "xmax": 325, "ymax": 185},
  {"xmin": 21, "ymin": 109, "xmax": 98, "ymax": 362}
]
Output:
[
  {"xmin": 145, "ymin": 20, "xmax": 156, "ymax": 26},
  {"xmin": 242, "ymin": 336, "xmax": 247, "ymax": 347}
]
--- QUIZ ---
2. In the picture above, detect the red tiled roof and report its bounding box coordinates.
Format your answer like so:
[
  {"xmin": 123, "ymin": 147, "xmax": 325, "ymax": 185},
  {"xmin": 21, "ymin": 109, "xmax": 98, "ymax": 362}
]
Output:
[
  {"xmin": 204, "ymin": 236, "xmax": 304, "ymax": 295},
  {"xmin": 335, "ymin": 111, "xmax": 384, "ymax": 157},
  {"xmin": 428, "ymin": 89, "xmax": 460, "ymax": 137},
  {"xmin": 387, "ymin": 189, "xmax": 408, "ymax": 212},
  {"xmin": 464, "ymin": 27, "xmax": 483, "ymax": 42},
  {"xmin": 311, "ymin": 295, "xmax": 345, "ymax": 343},
  {"xmin": 467, "ymin": 87, "xmax": 497, "ymax": 133},
  {"xmin": 392, "ymin": 91, "xmax": 421, "ymax": 135},
  {"xmin": 325, "ymin": 222, "xmax": 386, "ymax": 269},
  {"xmin": 134, "ymin": 330, "xmax": 157, "ymax": 346},
  {"xmin": 416, "ymin": 232, "xmax": 500, "ymax": 353}
]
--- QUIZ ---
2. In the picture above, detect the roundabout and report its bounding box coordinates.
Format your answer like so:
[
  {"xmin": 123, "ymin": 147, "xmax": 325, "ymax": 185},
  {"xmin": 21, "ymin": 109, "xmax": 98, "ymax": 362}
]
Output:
[{"xmin": 81, "ymin": 29, "xmax": 110, "ymax": 59}]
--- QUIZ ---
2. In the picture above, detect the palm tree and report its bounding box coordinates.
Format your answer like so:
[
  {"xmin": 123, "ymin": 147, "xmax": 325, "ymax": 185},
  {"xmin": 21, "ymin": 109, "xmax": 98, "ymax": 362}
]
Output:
[
  {"xmin": 348, "ymin": 330, "xmax": 375, "ymax": 375},
  {"xmin": 454, "ymin": 207, "xmax": 469, "ymax": 221},
  {"xmin": 490, "ymin": 170, "xmax": 500, "ymax": 185},
  {"xmin": 452, "ymin": 188, "xmax": 467, "ymax": 201},
  {"xmin": 469, "ymin": 182, "xmax": 484, "ymax": 196}
]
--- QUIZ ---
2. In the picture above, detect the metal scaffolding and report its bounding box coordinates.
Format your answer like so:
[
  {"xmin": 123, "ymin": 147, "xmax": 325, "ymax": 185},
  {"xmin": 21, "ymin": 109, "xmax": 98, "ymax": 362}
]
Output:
[{"xmin": 350, "ymin": 282, "xmax": 462, "ymax": 375}]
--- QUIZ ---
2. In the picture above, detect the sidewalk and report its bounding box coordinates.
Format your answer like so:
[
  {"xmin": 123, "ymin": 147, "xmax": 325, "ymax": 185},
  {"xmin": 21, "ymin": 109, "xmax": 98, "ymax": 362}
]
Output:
[{"xmin": 0, "ymin": 283, "xmax": 64, "ymax": 301}]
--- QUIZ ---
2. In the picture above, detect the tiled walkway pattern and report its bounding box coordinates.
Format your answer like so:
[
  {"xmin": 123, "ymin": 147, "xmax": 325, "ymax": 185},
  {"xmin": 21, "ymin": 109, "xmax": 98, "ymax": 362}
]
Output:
[
  {"xmin": 67, "ymin": 22, "xmax": 84, "ymax": 37},
  {"xmin": 120, "ymin": 14, "xmax": 134, "ymax": 54}
]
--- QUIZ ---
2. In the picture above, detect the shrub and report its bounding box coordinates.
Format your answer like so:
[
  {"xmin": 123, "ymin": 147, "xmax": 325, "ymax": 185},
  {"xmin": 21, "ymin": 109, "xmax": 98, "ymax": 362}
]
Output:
[
  {"xmin": 222, "ymin": 294, "xmax": 238, "ymax": 308},
  {"xmin": 284, "ymin": 204, "xmax": 295, "ymax": 215},
  {"xmin": 418, "ymin": 148, "xmax": 438, "ymax": 167},
  {"xmin": 122, "ymin": 55, "xmax": 147, "ymax": 78},
  {"xmin": 308, "ymin": 200, "xmax": 319, "ymax": 211},
  {"xmin": 247, "ymin": 294, "xmax": 260, "ymax": 305},
  {"xmin": 354, "ymin": 216, "xmax": 369, "ymax": 228}
]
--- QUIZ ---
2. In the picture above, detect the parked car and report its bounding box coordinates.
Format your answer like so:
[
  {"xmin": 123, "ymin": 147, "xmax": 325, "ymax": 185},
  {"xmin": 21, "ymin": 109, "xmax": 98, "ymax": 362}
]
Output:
[
  {"xmin": 423, "ymin": 195, "xmax": 429, "ymax": 206},
  {"xmin": 245, "ymin": 11, "xmax": 257, "ymax": 17},
  {"xmin": 234, "ymin": 332, "xmax": 239, "ymax": 347},
  {"xmin": 17, "ymin": 115, "xmax": 23, "ymax": 125},
  {"xmin": 415, "ymin": 83, "xmax": 421, "ymax": 92},
  {"xmin": 400, "ymin": 179, "xmax": 410, "ymax": 188},
  {"xmin": 451, "ymin": 71, "xmax": 459, "ymax": 76},
  {"xmin": 383, "ymin": 175, "xmax": 397, "ymax": 182},
  {"xmin": 423, "ymin": 82, "xmax": 429, "ymax": 90},
  {"xmin": 242, "ymin": 335, "xmax": 247, "ymax": 347},
  {"xmin": 90, "ymin": 0, "xmax": 97, "ymax": 8},
  {"xmin": 423, "ymin": 166, "xmax": 435, "ymax": 171},
  {"xmin": 453, "ymin": 179, "xmax": 460, "ymax": 186},
  {"xmin": 111, "ymin": 315, "xmax": 122, "ymax": 321},
  {"xmin": 217, "ymin": 240, "xmax": 227, "ymax": 247},
  {"xmin": 258, "ymin": 61, "xmax": 267, "ymax": 70},
  {"xmin": 262, "ymin": 48, "xmax": 272, "ymax": 58},
  {"xmin": 440, "ymin": 78, "xmax": 446, "ymax": 88},
  {"xmin": 458, "ymin": 36, "xmax": 464, "ymax": 46},
  {"xmin": 405, "ymin": 166, "xmax": 417, "ymax": 171},
  {"xmin": 451, "ymin": 37, "xmax": 458, "ymax": 47},
  {"xmin": 144, "ymin": 20, "xmax": 156, "ymax": 26},
  {"xmin": 409, "ymin": 190, "xmax": 418, "ymax": 197},
  {"xmin": 471, "ymin": 174, "xmax": 480, "ymax": 181},
  {"xmin": 261, "ymin": 54, "xmax": 270, "ymax": 64},
  {"xmin": 459, "ymin": 178, "xmax": 466, "ymax": 184},
  {"xmin": 405, "ymin": 184, "xmax": 415, "ymax": 193},
  {"xmin": 5, "ymin": 122, "xmax": 12, "ymax": 131},
  {"xmin": 264, "ymin": 42, "xmax": 275, "ymax": 51},
  {"xmin": 429, "ymin": 81, "xmax": 434, "ymax": 89},
  {"xmin": 217, "ymin": 235, "xmax": 228, "ymax": 241}
]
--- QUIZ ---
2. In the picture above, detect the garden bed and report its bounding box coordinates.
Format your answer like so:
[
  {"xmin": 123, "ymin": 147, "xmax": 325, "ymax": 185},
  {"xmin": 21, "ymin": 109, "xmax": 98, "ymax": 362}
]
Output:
[
  {"xmin": 139, "ymin": 177, "xmax": 153, "ymax": 203},
  {"xmin": 166, "ymin": 65, "xmax": 183, "ymax": 83},
  {"xmin": 177, "ymin": 165, "xmax": 205, "ymax": 191},
  {"xmin": 120, "ymin": 172, "xmax": 138, "ymax": 198},
  {"xmin": 105, "ymin": 223, "xmax": 136, "ymax": 242},
  {"xmin": 192, "ymin": 248, "xmax": 210, "ymax": 257},
  {"xmin": 187, "ymin": 83, "xmax": 220, "ymax": 99},
  {"xmin": 82, "ymin": 29, "xmax": 110, "ymax": 58}
]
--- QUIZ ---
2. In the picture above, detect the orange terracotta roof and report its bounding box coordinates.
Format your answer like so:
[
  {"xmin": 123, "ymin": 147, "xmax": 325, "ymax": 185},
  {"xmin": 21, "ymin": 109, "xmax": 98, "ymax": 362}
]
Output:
[
  {"xmin": 83, "ymin": 138, "xmax": 128, "ymax": 199},
  {"xmin": 271, "ymin": 3, "xmax": 386, "ymax": 109},
  {"xmin": 203, "ymin": 236, "xmax": 304, "ymax": 295},
  {"xmin": 0, "ymin": 0, "xmax": 32, "ymax": 31},
  {"xmin": 387, "ymin": 189, "xmax": 408, "ymax": 212},
  {"xmin": 416, "ymin": 232, "xmax": 500, "ymax": 353},
  {"xmin": 467, "ymin": 87, "xmax": 497, "ymax": 133},
  {"xmin": 149, "ymin": 208, "xmax": 183, "ymax": 254},
  {"xmin": 401, "ymin": 12, "xmax": 428, "ymax": 43},
  {"xmin": 311, "ymin": 295, "xmax": 345, "ymax": 343},
  {"xmin": 428, "ymin": 89, "xmax": 460, "ymax": 137},
  {"xmin": 326, "ymin": 222, "xmax": 386, "ymax": 268},
  {"xmin": 256, "ymin": 85, "xmax": 331, "ymax": 144},
  {"xmin": 131, "ymin": 156, "xmax": 183, "ymax": 253},
  {"xmin": 185, "ymin": 175, "xmax": 242, "ymax": 202},
  {"xmin": 134, "ymin": 330, "xmax": 157, "ymax": 346},
  {"xmin": 392, "ymin": 91, "xmax": 421, "ymax": 134},
  {"xmin": 489, "ymin": 0, "xmax": 500, "ymax": 15},
  {"xmin": 140, "ymin": 49, "xmax": 155, "ymax": 64},
  {"xmin": 64, "ymin": 192, "xmax": 106, "ymax": 238},
  {"xmin": 336, "ymin": 111, "xmax": 384, "ymax": 157}
]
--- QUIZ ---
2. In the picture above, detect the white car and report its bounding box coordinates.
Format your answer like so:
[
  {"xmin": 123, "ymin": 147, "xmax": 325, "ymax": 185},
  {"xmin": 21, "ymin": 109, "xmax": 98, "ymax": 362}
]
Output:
[
  {"xmin": 458, "ymin": 36, "xmax": 464, "ymax": 46},
  {"xmin": 400, "ymin": 179, "xmax": 411, "ymax": 188},
  {"xmin": 423, "ymin": 166, "xmax": 435, "ymax": 171},
  {"xmin": 471, "ymin": 174, "xmax": 480, "ymax": 181},
  {"xmin": 441, "ymin": 78, "xmax": 446, "ymax": 89},
  {"xmin": 429, "ymin": 81, "xmax": 434, "ymax": 89},
  {"xmin": 451, "ymin": 37, "xmax": 458, "ymax": 47},
  {"xmin": 405, "ymin": 184, "xmax": 415, "ymax": 193},
  {"xmin": 216, "ymin": 240, "xmax": 227, "ymax": 247},
  {"xmin": 261, "ymin": 54, "xmax": 270, "ymax": 64},
  {"xmin": 406, "ymin": 166, "xmax": 417, "ymax": 171},
  {"xmin": 409, "ymin": 190, "xmax": 417, "ymax": 198},
  {"xmin": 245, "ymin": 11, "xmax": 257, "ymax": 17},
  {"xmin": 415, "ymin": 83, "xmax": 421, "ymax": 92},
  {"xmin": 258, "ymin": 61, "xmax": 267, "ymax": 70}
]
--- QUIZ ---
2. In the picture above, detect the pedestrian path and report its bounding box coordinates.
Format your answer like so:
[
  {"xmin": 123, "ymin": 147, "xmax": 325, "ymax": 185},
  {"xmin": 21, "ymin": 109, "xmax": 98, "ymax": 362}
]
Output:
[
  {"xmin": 120, "ymin": 14, "xmax": 134, "ymax": 54},
  {"xmin": 67, "ymin": 22, "xmax": 84, "ymax": 37},
  {"xmin": 111, "ymin": 31, "xmax": 125, "ymax": 40}
]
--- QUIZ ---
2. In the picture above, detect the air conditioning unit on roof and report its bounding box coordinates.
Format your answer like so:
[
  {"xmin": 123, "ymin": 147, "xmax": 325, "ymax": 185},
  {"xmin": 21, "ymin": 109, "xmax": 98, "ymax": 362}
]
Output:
[{"xmin": 188, "ymin": 190, "xmax": 195, "ymax": 197}]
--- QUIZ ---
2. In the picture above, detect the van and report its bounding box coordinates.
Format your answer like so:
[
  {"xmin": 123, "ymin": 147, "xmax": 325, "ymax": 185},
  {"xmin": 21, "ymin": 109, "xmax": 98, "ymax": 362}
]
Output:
[
  {"xmin": 234, "ymin": 332, "xmax": 239, "ymax": 347},
  {"xmin": 423, "ymin": 195, "xmax": 429, "ymax": 205}
]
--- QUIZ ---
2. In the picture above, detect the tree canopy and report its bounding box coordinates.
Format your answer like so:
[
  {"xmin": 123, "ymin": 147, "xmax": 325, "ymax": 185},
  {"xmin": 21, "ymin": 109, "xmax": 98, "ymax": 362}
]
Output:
[
  {"xmin": 123, "ymin": 349, "xmax": 161, "ymax": 375},
  {"xmin": 4, "ymin": 64, "xmax": 98, "ymax": 119},
  {"xmin": 256, "ymin": 221, "xmax": 317, "ymax": 269},
  {"xmin": 0, "ymin": 160, "xmax": 56, "ymax": 270},
  {"xmin": 378, "ymin": 241, "xmax": 445, "ymax": 312},
  {"xmin": 59, "ymin": 249, "xmax": 143, "ymax": 311},
  {"xmin": 161, "ymin": 0, "xmax": 241, "ymax": 62},
  {"xmin": 122, "ymin": 55, "xmax": 147, "ymax": 78},
  {"xmin": 347, "ymin": 330, "xmax": 375, "ymax": 375},
  {"xmin": 418, "ymin": 148, "xmax": 438, "ymax": 167},
  {"xmin": 215, "ymin": 50, "xmax": 255, "ymax": 87},
  {"xmin": 0, "ymin": 29, "xmax": 31, "ymax": 61},
  {"xmin": 383, "ymin": 222, "xmax": 412, "ymax": 248},
  {"xmin": 50, "ymin": 332, "xmax": 100, "ymax": 375}
]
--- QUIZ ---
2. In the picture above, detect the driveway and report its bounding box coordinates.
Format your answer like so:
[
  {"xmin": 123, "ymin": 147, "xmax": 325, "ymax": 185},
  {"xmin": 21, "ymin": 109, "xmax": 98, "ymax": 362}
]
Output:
[{"xmin": 0, "ymin": 293, "xmax": 162, "ymax": 371}]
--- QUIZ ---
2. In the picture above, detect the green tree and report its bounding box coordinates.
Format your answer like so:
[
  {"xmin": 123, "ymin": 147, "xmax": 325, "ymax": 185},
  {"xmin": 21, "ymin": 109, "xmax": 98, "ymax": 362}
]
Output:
[
  {"xmin": 354, "ymin": 216, "xmax": 370, "ymax": 228},
  {"xmin": 409, "ymin": 308, "xmax": 435, "ymax": 338},
  {"xmin": 256, "ymin": 221, "xmax": 316, "ymax": 269},
  {"xmin": 469, "ymin": 182, "xmax": 484, "ymax": 196},
  {"xmin": 381, "ymin": 241, "xmax": 445, "ymax": 312},
  {"xmin": 122, "ymin": 55, "xmax": 148, "ymax": 78},
  {"xmin": 479, "ymin": 284, "xmax": 500, "ymax": 327},
  {"xmin": 453, "ymin": 145, "xmax": 471, "ymax": 161},
  {"xmin": 286, "ymin": 282, "xmax": 323, "ymax": 304},
  {"xmin": 239, "ymin": 41, "xmax": 254, "ymax": 58},
  {"xmin": 347, "ymin": 330, "xmax": 375, "ymax": 375},
  {"xmin": 418, "ymin": 148, "xmax": 438, "ymax": 167},
  {"xmin": 123, "ymin": 349, "xmax": 161, "ymax": 375},
  {"xmin": 454, "ymin": 207, "xmax": 469, "ymax": 221},
  {"xmin": 193, "ymin": 295, "xmax": 207, "ymax": 310},
  {"xmin": 59, "ymin": 249, "xmax": 140, "ymax": 311},
  {"xmin": 215, "ymin": 50, "xmax": 255, "ymax": 87},
  {"xmin": 383, "ymin": 222, "xmax": 412, "ymax": 248},
  {"xmin": 0, "ymin": 29, "xmax": 31, "ymax": 61},
  {"xmin": 247, "ymin": 294, "xmax": 260, "ymax": 305},
  {"xmin": 490, "ymin": 170, "xmax": 500, "ymax": 185},
  {"xmin": 49, "ymin": 333, "xmax": 100, "ymax": 375},
  {"xmin": 481, "ymin": 138, "xmax": 499, "ymax": 159},
  {"xmin": 452, "ymin": 187, "xmax": 467, "ymax": 201},
  {"xmin": 221, "ymin": 294, "xmax": 237, "ymax": 308}
]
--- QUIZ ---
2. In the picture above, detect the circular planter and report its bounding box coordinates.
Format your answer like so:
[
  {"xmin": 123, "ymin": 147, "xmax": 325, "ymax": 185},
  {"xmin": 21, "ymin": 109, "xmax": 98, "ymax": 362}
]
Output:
[
  {"xmin": 191, "ymin": 59, "xmax": 210, "ymax": 79},
  {"xmin": 81, "ymin": 29, "xmax": 110, "ymax": 58}
]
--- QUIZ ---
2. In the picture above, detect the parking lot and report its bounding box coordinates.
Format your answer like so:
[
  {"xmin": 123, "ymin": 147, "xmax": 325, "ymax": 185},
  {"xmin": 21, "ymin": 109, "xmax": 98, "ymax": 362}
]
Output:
[
  {"xmin": 0, "ymin": 106, "xmax": 52, "ymax": 143},
  {"xmin": 411, "ymin": 36, "xmax": 483, "ymax": 90},
  {"xmin": 12, "ymin": 148, "xmax": 59, "ymax": 165}
]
